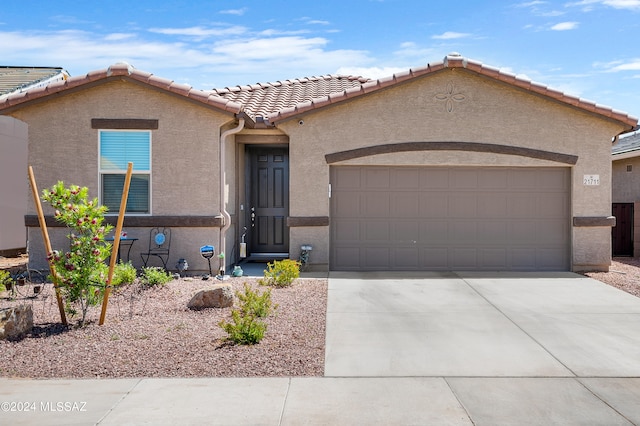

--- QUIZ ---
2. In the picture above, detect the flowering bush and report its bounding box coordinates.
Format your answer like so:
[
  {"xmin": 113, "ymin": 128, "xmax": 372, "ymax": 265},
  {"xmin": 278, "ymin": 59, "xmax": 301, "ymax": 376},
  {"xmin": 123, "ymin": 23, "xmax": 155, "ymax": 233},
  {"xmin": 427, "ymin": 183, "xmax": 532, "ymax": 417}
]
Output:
[{"xmin": 42, "ymin": 182, "xmax": 113, "ymax": 326}]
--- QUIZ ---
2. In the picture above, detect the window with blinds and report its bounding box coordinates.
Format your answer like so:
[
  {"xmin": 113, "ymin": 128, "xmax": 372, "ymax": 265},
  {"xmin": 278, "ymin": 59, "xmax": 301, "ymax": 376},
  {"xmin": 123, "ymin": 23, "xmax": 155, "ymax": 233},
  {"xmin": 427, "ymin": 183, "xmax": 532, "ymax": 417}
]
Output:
[{"xmin": 99, "ymin": 130, "xmax": 151, "ymax": 214}]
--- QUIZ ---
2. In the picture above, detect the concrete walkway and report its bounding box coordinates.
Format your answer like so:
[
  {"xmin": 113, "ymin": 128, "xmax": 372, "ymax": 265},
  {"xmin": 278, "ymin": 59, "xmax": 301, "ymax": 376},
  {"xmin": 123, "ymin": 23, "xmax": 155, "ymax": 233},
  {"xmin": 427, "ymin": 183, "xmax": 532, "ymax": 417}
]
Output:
[{"xmin": 2, "ymin": 271, "xmax": 640, "ymax": 425}]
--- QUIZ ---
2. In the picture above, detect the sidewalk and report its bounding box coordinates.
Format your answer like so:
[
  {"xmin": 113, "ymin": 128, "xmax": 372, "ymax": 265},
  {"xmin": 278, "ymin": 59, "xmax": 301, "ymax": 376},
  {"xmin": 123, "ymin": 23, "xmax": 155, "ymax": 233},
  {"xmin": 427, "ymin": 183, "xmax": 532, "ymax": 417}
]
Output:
[{"xmin": 2, "ymin": 271, "xmax": 640, "ymax": 425}]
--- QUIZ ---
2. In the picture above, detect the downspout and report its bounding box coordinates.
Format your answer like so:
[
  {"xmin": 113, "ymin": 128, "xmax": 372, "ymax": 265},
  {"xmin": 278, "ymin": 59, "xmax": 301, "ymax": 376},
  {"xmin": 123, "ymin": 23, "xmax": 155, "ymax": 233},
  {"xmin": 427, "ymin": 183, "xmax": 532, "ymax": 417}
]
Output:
[{"xmin": 219, "ymin": 118, "xmax": 245, "ymax": 275}]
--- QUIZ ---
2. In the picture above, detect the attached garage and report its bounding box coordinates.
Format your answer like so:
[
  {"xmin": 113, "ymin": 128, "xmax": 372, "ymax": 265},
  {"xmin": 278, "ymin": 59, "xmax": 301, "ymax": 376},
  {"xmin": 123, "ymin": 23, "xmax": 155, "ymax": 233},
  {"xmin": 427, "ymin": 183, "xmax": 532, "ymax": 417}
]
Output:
[{"xmin": 330, "ymin": 166, "xmax": 570, "ymax": 271}]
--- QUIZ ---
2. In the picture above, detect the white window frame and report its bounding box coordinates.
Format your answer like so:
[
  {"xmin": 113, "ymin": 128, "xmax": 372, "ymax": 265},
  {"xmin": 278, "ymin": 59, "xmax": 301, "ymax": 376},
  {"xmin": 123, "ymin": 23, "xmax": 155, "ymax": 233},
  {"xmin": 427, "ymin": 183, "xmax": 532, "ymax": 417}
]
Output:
[{"xmin": 98, "ymin": 129, "xmax": 152, "ymax": 216}]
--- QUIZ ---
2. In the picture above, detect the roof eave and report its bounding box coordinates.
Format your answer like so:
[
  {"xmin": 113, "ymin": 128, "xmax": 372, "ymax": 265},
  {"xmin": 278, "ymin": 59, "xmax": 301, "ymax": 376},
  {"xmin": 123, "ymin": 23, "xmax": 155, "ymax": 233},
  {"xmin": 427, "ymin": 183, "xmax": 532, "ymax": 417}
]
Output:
[
  {"xmin": 613, "ymin": 149, "xmax": 640, "ymax": 161},
  {"xmin": 269, "ymin": 53, "xmax": 638, "ymax": 131},
  {"xmin": 0, "ymin": 63, "xmax": 243, "ymax": 116}
]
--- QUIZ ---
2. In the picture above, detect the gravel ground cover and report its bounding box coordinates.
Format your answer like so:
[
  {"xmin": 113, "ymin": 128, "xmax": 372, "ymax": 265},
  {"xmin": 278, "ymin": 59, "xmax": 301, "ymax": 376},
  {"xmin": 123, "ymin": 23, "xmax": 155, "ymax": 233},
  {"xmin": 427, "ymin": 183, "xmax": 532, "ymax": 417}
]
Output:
[
  {"xmin": 0, "ymin": 276, "xmax": 327, "ymax": 378},
  {"xmin": 583, "ymin": 257, "xmax": 640, "ymax": 298}
]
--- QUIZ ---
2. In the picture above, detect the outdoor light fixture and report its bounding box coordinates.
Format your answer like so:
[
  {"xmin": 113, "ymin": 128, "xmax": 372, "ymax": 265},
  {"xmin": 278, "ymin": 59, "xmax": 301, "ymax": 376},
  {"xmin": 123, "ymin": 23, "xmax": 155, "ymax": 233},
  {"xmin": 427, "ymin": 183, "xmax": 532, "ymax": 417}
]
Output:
[{"xmin": 300, "ymin": 245, "xmax": 312, "ymax": 271}]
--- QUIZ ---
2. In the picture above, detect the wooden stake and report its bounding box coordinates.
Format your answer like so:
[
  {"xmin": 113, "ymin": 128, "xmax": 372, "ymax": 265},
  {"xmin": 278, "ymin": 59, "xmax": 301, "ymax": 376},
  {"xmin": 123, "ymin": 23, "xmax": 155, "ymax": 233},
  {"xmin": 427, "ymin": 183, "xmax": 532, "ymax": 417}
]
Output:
[
  {"xmin": 99, "ymin": 162, "xmax": 133, "ymax": 325},
  {"xmin": 28, "ymin": 166, "xmax": 68, "ymax": 326}
]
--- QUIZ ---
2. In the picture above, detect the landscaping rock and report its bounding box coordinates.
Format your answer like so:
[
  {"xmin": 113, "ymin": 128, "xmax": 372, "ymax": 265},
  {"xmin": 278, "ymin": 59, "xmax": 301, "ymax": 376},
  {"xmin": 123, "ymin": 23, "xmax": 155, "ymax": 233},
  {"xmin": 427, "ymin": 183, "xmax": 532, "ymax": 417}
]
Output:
[
  {"xmin": 187, "ymin": 284, "xmax": 234, "ymax": 310},
  {"xmin": 0, "ymin": 305, "xmax": 33, "ymax": 340}
]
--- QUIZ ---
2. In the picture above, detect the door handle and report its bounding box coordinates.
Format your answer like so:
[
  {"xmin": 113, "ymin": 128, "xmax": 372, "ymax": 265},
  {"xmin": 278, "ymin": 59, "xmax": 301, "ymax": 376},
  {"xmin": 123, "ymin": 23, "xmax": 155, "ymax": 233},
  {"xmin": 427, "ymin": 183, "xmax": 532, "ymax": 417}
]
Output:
[{"xmin": 251, "ymin": 207, "xmax": 255, "ymax": 227}]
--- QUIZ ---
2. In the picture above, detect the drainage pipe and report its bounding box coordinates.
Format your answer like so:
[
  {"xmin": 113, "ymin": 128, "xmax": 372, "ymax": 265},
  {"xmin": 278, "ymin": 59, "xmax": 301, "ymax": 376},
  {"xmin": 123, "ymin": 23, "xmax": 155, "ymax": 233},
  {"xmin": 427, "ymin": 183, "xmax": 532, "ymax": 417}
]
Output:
[{"xmin": 219, "ymin": 118, "xmax": 245, "ymax": 274}]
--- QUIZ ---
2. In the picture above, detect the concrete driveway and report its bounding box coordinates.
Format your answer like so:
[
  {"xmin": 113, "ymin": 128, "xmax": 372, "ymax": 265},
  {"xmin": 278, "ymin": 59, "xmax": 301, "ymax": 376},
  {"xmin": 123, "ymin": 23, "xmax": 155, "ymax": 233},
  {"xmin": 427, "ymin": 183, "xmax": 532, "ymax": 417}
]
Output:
[{"xmin": 325, "ymin": 271, "xmax": 640, "ymax": 424}]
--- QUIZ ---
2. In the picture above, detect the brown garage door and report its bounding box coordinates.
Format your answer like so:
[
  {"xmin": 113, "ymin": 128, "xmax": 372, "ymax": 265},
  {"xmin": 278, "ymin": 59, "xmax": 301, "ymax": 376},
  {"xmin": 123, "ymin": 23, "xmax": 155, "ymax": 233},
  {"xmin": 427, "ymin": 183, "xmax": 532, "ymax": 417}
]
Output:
[{"xmin": 330, "ymin": 166, "xmax": 570, "ymax": 271}]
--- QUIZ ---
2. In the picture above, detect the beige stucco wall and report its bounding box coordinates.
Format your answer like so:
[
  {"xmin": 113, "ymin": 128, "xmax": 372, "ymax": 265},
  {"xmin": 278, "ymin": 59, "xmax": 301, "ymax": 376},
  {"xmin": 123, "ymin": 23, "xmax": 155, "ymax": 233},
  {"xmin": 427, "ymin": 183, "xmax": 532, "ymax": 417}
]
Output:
[
  {"xmin": 612, "ymin": 157, "xmax": 640, "ymax": 203},
  {"xmin": 278, "ymin": 69, "xmax": 625, "ymax": 271},
  {"xmin": 612, "ymin": 157, "xmax": 640, "ymax": 258},
  {"xmin": 8, "ymin": 79, "xmax": 234, "ymax": 271},
  {"xmin": 0, "ymin": 116, "xmax": 28, "ymax": 254}
]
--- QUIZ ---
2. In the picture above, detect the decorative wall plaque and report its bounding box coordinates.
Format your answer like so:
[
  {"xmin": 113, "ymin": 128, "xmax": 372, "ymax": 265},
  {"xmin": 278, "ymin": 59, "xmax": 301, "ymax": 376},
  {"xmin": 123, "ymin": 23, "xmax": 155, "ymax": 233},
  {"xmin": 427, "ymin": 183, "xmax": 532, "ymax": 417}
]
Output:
[{"xmin": 435, "ymin": 82, "xmax": 466, "ymax": 112}]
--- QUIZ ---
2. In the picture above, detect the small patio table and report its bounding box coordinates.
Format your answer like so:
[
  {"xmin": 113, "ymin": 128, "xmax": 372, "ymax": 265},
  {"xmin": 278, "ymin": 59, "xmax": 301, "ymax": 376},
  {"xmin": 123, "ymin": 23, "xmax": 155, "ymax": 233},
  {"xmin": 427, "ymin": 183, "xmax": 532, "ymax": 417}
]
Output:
[{"xmin": 105, "ymin": 237, "xmax": 138, "ymax": 263}]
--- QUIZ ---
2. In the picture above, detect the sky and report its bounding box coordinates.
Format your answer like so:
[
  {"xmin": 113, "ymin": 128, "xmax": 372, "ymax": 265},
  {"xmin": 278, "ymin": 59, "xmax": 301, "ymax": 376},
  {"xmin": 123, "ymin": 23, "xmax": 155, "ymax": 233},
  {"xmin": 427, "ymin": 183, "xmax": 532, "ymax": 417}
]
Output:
[{"xmin": 1, "ymin": 0, "xmax": 639, "ymax": 124}]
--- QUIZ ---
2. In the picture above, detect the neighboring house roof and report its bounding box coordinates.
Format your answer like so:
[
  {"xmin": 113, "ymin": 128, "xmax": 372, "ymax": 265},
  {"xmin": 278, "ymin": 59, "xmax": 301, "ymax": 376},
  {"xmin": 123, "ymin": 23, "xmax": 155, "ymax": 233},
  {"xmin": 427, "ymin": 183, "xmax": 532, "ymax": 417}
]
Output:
[
  {"xmin": 264, "ymin": 53, "xmax": 638, "ymax": 133},
  {"xmin": 612, "ymin": 131, "xmax": 640, "ymax": 160},
  {"xmin": 0, "ymin": 66, "xmax": 68, "ymax": 97},
  {"xmin": 211, "ymin": 75, "xmax": 371, "ymax": 125},
  {"xmin": 0, "ymin": 63, "xmax": 242, "ymax": 115}
]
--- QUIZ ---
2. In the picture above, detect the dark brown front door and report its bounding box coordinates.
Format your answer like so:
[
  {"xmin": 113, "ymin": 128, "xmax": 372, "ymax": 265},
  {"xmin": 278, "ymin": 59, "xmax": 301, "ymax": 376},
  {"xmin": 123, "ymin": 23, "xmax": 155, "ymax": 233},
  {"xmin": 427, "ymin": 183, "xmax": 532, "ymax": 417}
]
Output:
[
  {"xmin": 247, "ymin": 146, "xmax": 289, "ymax": 255},
  {"xmin": 612, "ymin": 203, "xmax": 633, "ymax": 256}
]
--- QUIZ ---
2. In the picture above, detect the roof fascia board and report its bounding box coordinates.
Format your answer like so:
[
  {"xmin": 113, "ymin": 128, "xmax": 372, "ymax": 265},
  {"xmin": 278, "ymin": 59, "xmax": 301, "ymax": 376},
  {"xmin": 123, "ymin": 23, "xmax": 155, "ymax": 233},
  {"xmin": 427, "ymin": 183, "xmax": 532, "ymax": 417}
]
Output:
[{"xmin": 612, "ymin": 150, "xmax": 640, "ymax": 161}]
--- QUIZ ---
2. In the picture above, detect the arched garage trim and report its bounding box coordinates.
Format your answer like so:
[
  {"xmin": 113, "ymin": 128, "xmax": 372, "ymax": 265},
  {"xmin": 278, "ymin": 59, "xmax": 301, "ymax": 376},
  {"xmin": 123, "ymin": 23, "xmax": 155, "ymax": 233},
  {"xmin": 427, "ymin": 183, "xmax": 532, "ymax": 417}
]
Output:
[{"xmin": 325, "ymin": 141, "xmax": 578, "ymax": 165}]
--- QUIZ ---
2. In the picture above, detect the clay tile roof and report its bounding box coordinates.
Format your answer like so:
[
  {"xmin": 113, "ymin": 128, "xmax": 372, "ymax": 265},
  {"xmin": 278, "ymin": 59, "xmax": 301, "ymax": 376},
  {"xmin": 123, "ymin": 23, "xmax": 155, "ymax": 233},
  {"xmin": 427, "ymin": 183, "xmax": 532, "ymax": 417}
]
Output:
[
  {"xmin": 0, "ymin": 66, "xmax": 68, "ymax": 97},
  {"xmin": 266, "ymin": 53, "xmax": 638, "ymax": 131},
  {"xmin": 210, "ymin": 74, "xmax": 372, "ymax": 122},
  {"xmin": 0, "ymin": 63, "xmax": 242, "ymax": 115}
]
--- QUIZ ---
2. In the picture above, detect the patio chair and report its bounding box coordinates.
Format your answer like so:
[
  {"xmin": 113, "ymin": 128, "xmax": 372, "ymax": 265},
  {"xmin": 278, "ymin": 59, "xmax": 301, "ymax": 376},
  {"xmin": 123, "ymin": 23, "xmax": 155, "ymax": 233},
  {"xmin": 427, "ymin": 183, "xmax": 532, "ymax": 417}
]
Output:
[{"xmin": 140, "ymin": 227, "xmax": 171, "ymax": 270}]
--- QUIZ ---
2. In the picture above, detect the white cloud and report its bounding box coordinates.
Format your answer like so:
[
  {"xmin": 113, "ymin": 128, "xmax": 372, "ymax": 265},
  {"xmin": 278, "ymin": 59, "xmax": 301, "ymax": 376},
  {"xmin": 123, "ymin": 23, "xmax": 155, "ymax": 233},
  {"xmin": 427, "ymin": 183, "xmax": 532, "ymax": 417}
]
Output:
[
  {"xmin": 602, "ymin": 0, "xmax": 640, "ymax": 8},
  {"xmin": 306, "ymin": 20, "xmax": 330, "ymax": 25},
  {"xmin": 566, "ymin": 0, "xmax": 640, "ymax": 10},
  {"xmin": 393, "ymin": 42, "xmax": 437, "ymax": 60},
  {"xmin": 148, "ymin": 26, "xmax": 247, "ymax": 38},
  {"xmin": 335, "ymin": 66, "xmax": 407, "ymax": 79},
  {"xmin": 550, "ymin": 21, "xmax": 579, "ymax": 30},
  {"xmin": 604, "ymin": 59, "xmax": 640, "ymax": 71},
  {"xmin": 0, "ymin": 29, "xmax": 375, "ymax": 88},
  {"xmin": 431, "ymin": 31, "xmax": 471, "ymax": 40},
  {"xmin": 515, "ymin": 1, "xmax": 566, "ymax": 16},
  {"xmin": 539, "ymin": 10, "xmax": 566, "ymax": 16},
  {"xmin": 259, "ymin": 29, "xmax": 310, "ymax": 36},
  {"xmin": 50, "ymin": 15, "xmax": 95, "ymax": 25},
  {"xmin": 219, "ymin": 8, "xmax": 248, "ymax": 16},
  {"xmin": 516, "ymin": 1, "xmax": 547, "ymax": 7},
  {"xmin": 104, "ymin": 33, "xmax": 135, "ymax": 41}
]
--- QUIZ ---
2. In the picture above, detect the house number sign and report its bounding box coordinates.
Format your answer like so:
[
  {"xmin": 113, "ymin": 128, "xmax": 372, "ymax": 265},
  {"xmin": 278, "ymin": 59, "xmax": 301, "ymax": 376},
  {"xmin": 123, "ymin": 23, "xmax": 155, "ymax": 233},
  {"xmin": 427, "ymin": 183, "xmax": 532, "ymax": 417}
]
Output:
[{"xmin": 583, "ymin": 174, "xmax": 600, "ymax": 186}]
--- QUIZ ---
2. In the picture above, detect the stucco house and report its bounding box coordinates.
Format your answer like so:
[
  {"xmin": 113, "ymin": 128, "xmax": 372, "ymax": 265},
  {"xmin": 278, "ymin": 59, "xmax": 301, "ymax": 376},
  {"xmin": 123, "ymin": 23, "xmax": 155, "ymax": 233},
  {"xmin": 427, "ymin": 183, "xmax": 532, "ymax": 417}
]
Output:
[
  {"xmin": 612, "ymin": 131, "xmax": 640, "ymax": 257},
  {"xmin": 0, "ymin": 54, "xmax": 637, "ymax": 273},
  {"xmin": 0, "ymin": 67, "xmax": 68, "ymax": 257}
]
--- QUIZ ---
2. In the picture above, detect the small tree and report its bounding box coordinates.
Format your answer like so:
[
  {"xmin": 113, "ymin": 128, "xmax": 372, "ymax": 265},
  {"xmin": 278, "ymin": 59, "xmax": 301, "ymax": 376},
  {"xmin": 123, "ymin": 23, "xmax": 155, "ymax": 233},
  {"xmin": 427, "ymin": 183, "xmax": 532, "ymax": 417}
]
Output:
[{"xmin": 42, "ymin": 182, "xmax": 113, "ymax": 326}]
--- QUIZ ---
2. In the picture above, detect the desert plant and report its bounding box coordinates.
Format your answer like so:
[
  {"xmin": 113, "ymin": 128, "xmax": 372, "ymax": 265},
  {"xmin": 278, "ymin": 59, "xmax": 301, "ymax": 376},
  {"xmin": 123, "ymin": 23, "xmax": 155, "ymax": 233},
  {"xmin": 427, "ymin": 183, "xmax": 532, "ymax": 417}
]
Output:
[
  {"xmin": 237, "ymin": 283, "xmax": 277, "ymax": 318},
  {"xmin": 111, "ymin": 261, "xmax": 137, "ymax": 286},
  {"xmin": 219, "ymin": 310, "xmax": 266, "ymax": 345},
  {"xmin": 219, "ymin": 284, "xmax": 276, "ymax": 345},
  {"xmin": 259, "ymin": 259, "xmax": 300, "ymax": 287},
  {"xmin": 140, "ymin": 266, "xmax": 172, "ymax": 287},
  {"xmin": 0, "ymin": 270, "xmax": 11, "ymax": 292},
  {"xmin": 42, "ymin": 181, "xmax": 113, "ymax": 326}
]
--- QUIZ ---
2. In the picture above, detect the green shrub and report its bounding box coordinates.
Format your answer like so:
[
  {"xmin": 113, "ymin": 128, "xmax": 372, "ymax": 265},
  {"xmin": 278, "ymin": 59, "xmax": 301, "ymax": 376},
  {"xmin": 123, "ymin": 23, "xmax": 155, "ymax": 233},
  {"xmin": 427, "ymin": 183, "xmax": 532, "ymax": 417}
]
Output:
[
  {"xmin": 141, "ymin": 267, "xmax": 172, "ymax": 287},
  {"xmin": 112, "ymin": 261, "xmax": 137, "ymax": 286},
  {"xmin": 0, "ymin": 270, "xmax": 11, "ymax": 292},
  {"xmin": 259, "ymin": 259, "xmax": 300, "ymax": 287},
  {"xmin": 237, "ymin": 283, "xmax": 276, "ymax": 318},
  {"xmin": 219, "ymin": 284, "xmax": 276, "ymax": 345},
  {"xmin": 219, "ymin": 310, "xmax": 266, "ymax": 345}
]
